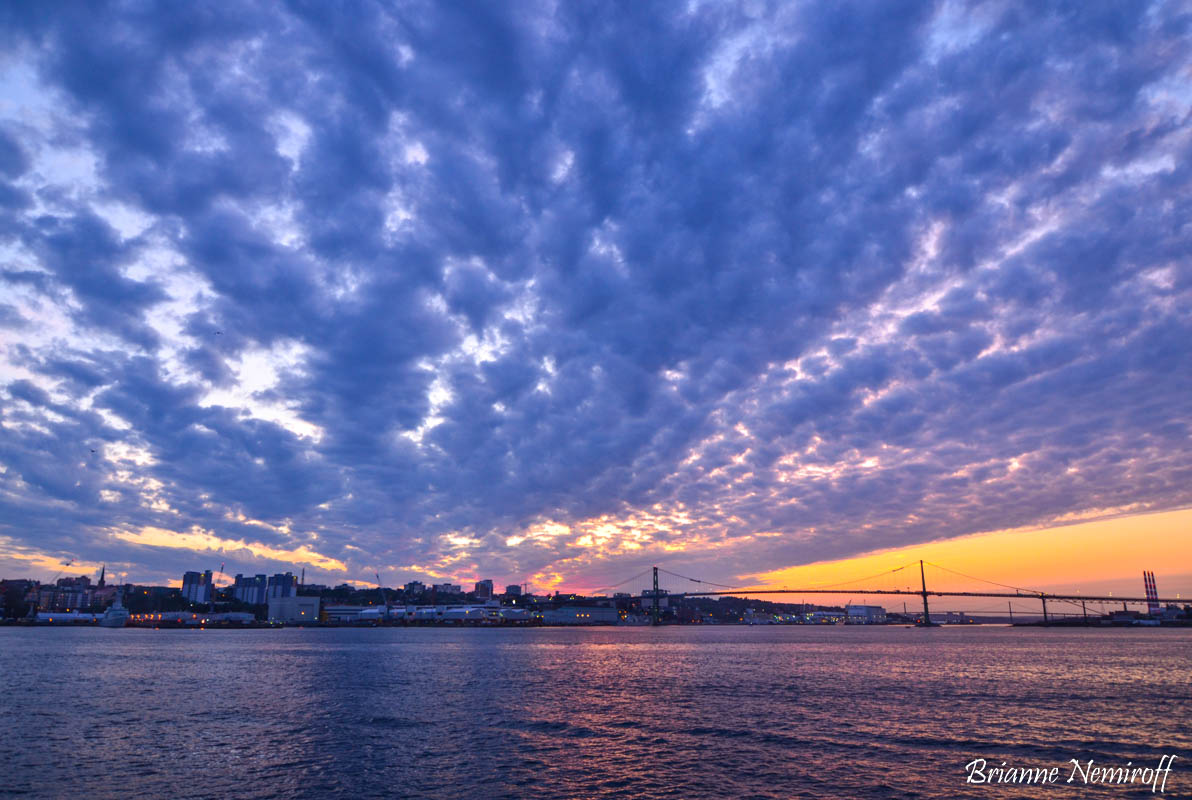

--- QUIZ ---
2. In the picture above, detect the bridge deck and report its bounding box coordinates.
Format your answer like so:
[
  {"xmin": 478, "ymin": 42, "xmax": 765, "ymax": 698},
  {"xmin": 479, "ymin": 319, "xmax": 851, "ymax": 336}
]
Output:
[{"xmin": 654, "ymin": 588, "xmax": 1182, "ymax": 604}]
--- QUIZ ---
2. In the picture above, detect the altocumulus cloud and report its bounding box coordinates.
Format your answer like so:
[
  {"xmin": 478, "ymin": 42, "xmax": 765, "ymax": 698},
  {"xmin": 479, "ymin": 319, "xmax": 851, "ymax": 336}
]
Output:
[{"xmin": 0, "ymin": 1, "xmax": 1189, "ymax": 588}]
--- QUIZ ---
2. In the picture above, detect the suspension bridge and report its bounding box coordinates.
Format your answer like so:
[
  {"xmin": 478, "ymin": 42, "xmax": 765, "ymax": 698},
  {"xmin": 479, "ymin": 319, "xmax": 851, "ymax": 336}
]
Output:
[{"xmin": 590, "ymin": 562, "xmax": 1185, "ymax": 626}]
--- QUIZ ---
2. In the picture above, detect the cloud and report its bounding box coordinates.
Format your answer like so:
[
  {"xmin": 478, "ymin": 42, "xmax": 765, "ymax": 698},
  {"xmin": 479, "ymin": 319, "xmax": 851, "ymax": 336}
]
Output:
[{"xmin": 0, "ymin": 0, "xmax": 1189, "ymax": 589}]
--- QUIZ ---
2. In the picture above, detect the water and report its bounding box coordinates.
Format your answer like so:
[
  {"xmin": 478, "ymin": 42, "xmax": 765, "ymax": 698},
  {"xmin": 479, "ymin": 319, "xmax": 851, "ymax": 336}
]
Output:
[{"xmin": 2, "ymin": 625, "xmax": 1189, "ymax": 799}]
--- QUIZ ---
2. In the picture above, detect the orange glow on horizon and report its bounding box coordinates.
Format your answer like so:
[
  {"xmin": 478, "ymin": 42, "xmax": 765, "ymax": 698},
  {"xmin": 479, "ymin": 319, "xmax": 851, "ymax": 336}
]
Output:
[{"xmin": 749, "ymin": 507, "xmax": 1192, "ymax": 603}]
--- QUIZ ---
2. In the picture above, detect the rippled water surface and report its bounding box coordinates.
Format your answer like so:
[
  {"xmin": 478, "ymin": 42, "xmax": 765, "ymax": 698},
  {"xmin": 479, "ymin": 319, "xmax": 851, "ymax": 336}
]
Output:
[{"xmin": 2, "ymin": 626, "xmax": 1189, "ymax": 799}]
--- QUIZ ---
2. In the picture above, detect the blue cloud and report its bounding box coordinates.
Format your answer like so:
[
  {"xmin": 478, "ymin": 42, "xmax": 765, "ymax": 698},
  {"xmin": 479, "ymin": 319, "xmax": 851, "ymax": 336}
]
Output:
[{"xmin": 0, "ymin": 0, "xmax": 1189, "ymax": 587}]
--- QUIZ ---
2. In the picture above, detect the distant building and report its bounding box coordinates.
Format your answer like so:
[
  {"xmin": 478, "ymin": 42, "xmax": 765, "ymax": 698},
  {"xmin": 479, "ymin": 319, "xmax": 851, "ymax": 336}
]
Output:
[
  {"xmin": 0, "ymin": 579, "xmax": 36, "ymax": 617},
  {"xmin": 642, "ymin": 589, "xmax": 669, "ymax": 609},
  {"xmin": 37, "ymin": 588, "xmax": 56, "ymax": 610},
  {"xmin": 504, "ymin": 584, "xmax": 522, "ymax": 597},
  {"xmin": 182, "ymin": 571, "xmax": 214, "ymax": 604},
  {"xmin": 232, "ymin": 574, "xmax": 268, "ymax": 605},
  {"xmin": 432, "ymin": 583, "xmax": 462, "ymax": 595},
  {"xmin": 542, "ymin": 606, "xmax": 619, "ymax": 625},
  {"xmin": 846, "ymin": 605, "xmax": 887, "ymax": 624},
  {"xmin": 474, "ymin": 579, "xmax": 494, "ymax": 599},
  {"xmin": 323, "ymin": 604, "xmax": 374, "ymax": 623},
  {"xmin": 91, "ymin": 585, "xmax": 117, "ymax": 607},
  {"xmin": 45, "ymin": 576, "xmax": 95, "ymax": 610},
  {"xmin": 268, "ymin": 595, "xmax": 320, "ymax": 623},
  {"xmin": 267, "ymin": 573, "xmax": 297, "ymax": 600},
  {"xmin": 404, "ymin": 581, "xmax": 426, "ymax": 594},
  {"xmin": 51, "ymin": 587, "xmax": 92, "ymax": 611}
]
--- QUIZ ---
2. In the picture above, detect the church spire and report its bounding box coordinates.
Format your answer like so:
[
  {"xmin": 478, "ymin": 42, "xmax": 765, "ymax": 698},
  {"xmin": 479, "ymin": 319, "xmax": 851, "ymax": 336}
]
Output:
[{"xmin": 98, "ymin": 564, "xmax": 105, "ymax": 588}]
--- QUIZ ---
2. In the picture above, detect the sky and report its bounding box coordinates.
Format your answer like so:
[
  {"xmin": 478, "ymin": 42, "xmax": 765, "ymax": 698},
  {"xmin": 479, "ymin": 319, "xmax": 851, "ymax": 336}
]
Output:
[{"xmin": 0, "ymin": 1, "xmax": 1189, "ymax": 598}]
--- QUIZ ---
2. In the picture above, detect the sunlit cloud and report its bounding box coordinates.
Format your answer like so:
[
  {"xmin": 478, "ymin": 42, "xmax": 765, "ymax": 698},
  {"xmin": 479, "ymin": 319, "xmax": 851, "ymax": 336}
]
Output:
[
  {"xmin": 112, "ymin": 525, "xmax": 346, "ymax": 573},
  {"xmin": 0, "ymin": 1, "xmax": 1189, "ymax": 591}
]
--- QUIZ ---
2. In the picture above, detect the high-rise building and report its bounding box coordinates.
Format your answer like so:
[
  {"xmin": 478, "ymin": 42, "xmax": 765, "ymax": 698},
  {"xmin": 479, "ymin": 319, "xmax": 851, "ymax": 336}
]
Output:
[
  {"xmin": 504, "ymin": 584, "xmax": 522, "ymax": 597},
  {"xmin": 404, "ymin": 581, "xmax": 426, "ymax": 594},
  {"xmin": 182, "ymin": 570, "xmax": 213, "ymax": 604},
  {"xmin": 432, "ymin": 583, "xmax": 462, "ymax": 595},
  {"xmin": 232, "ymin": 574, "xmax": 268, "ymax": 605},
  {"xmin": 267, "ymin": 572, "xmax": 297, "ymax": 600},
  {"xmin": 474, "ymin": 579, "xmax": 494, "ymax": 599}
]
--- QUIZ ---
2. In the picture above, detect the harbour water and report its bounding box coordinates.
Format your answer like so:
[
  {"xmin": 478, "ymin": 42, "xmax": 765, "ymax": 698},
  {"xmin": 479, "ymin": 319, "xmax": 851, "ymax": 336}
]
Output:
[{"xmin": 2, "ymin": 626, "xmax": 1189, "ymax": 798}]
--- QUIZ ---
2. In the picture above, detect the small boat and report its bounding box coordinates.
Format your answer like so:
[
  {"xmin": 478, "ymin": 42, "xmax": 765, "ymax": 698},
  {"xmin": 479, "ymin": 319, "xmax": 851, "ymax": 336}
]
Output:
[{"xmin": 99, "ymin": 593, "xmax": 130, "ymax": 628}]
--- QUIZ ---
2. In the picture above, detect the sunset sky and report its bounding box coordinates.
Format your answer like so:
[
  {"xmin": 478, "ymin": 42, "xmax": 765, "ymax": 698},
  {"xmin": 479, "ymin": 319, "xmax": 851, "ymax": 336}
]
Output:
[{"xmin": 0, "ymin": 2, "xmax": 1189, "ymax": 601}]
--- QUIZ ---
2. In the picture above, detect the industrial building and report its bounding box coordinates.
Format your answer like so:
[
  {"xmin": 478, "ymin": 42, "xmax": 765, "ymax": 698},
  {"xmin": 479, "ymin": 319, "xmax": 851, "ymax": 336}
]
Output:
[
  {"xmin": 267, "ymin": 595, "xmax": 320, "ymax": 623},
  {"xmin": 181, "ymin": 571, "xmax": 213, "ymax": 604},
  {"xmin": 232, "ymin": 574, "xmax": 268, "ymax": 605},
  {"xmin": 542, "ymin": 606, "xmax": 620, "ymax": 625},
  {"xmin": 845, "ymin": 605, "xmax": 888, "ymax": 624},
  {"xmin": 266, "ymin": 573, "xmax": 298, "ymax": 600}
]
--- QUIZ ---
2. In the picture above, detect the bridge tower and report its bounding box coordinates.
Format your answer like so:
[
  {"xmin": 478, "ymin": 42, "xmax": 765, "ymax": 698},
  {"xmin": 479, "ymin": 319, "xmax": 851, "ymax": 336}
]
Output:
[
  {"xmin": 652, "ymin": 566, "xmax": 660, "ymax": 626},
  {"xmin": 918, "ymin": 560, "xmax": 932, "ymax": 625}
]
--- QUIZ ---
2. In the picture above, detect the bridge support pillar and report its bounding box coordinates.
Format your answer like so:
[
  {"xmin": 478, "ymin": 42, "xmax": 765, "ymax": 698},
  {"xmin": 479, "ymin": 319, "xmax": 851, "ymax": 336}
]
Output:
[
  {"xmin": 919, "ymin": 560, "xmax": 931, "ymax": 626},
  {"xmin": 652, "ymin": 566, "xmax": 660, "ymax": 626},
  {"xmin": 1041, "ymin": 595, "xmax": 1048, "ymax": 624}
]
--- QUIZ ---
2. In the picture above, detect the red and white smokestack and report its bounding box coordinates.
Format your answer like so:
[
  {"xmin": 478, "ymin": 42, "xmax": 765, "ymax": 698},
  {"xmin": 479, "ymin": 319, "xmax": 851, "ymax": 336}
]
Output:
[{"xmin": 1143, "ymin": 570, "xmax": 1160, "ymax": 616}]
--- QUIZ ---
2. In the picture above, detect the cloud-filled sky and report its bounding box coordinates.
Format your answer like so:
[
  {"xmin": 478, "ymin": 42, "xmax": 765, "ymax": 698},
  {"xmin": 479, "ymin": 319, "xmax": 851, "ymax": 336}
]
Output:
[{"xmin": 0, "ymin": 1, "xmax": 1189, "ymax": 592}]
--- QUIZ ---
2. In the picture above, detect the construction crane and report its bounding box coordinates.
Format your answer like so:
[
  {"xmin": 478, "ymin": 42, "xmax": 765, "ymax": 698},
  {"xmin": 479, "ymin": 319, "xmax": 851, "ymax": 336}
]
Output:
[
  {"xmin": 50, "ymin": 560, "xmax": 74, "ymax": 585},
  {"xmin": 27, "ymin": 560, "xmax": 73, "ymax": 619}
]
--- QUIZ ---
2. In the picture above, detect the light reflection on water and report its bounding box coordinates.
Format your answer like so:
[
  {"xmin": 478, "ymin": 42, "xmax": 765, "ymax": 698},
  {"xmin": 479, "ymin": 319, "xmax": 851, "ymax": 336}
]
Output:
[{"xmin": 1, "ymin": 626, "xmax": 1189, "ymax": 799}]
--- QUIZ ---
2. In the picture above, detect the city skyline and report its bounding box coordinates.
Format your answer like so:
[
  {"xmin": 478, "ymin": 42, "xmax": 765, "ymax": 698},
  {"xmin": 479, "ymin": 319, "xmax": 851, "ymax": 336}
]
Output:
[
  {"xmin": 5, "ymin": 506, "xmax": 1190, "ymax": 606},
  {"xmin": 1, "ymin": 3, "xmax": 1190, "ymax": 600}
]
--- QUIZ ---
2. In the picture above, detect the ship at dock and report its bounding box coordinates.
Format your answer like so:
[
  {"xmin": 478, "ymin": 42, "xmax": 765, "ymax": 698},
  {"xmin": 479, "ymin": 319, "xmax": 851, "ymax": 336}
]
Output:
[{"xmin": 98, "ymin": 593, "xmax": 129, "ymax": 628}]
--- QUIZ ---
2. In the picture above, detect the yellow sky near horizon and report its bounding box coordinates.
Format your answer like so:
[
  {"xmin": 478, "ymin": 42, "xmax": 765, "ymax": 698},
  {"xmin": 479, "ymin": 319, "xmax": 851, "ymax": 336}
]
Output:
[{"xmin": 746, "ymin": 506, "xmax": 1192, "ymax": 607}]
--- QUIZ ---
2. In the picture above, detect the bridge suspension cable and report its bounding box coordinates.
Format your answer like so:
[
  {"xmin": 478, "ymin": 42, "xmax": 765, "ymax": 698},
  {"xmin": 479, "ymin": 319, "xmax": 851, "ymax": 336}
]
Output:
[
  {"xmin": 924, "ymin": 561, "xmax": 1042, "ymax": 595},
  {"xmin": 791, "ymin": 562, "xmax": 917, "ymax": 592},
  {"xmin": 587, "ymin": 568, "xmax": 654, "ymax": 596},
  {"xmin": 924, "ymin": 561, "xmax": 1107, "ymax": 615},
  {"xmin": 655, "ymin": 567, "xmax": 740, "ymax": 590},
  {"xmin": 649, "ymin": 562, "xmax": 920, "ymax": 597}
]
